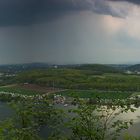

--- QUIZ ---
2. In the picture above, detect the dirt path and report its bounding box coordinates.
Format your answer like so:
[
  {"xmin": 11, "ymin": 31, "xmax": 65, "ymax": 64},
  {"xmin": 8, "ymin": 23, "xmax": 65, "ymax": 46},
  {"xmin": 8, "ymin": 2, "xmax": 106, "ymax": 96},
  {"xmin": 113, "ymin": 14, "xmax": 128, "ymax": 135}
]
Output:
[
  {"xmin": 45, "ymin": 89, "xmax": 68, "ymax": 96},
  {"xmin": 0, "ymin": 84, "xmax": 17, "ymax": 88}
]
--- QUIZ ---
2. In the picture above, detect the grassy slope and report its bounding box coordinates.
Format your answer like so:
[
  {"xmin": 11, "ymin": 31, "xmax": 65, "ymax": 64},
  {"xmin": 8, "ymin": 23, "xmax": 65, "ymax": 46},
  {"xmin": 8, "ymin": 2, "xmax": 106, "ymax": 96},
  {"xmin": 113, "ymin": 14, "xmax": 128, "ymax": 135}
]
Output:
[
  {"xmin": 0, "ymin": 86, "xmax": 41, "ymax": 95},
  {"xmin": 58, "ymin": 90, "xmax": 133, "ymax": 99},
  {"xmin": 15, "ymin": 67, "xmax": 140, "ymax": 92}
]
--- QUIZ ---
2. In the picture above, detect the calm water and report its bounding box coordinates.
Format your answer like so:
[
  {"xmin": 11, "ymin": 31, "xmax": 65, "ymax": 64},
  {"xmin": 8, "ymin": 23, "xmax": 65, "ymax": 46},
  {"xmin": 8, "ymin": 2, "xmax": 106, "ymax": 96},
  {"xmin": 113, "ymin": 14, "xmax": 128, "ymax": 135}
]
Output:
[
  {"xmin": 40, "ymin": 104, "xmax": 140, "ymax": 140},
  {"xmin": 0, "ymin": 102, "xmax": 13, "ymax": 120},
  {"xmin": 119, "ymin": 106, "xmax": 140, "ymax": 139}
]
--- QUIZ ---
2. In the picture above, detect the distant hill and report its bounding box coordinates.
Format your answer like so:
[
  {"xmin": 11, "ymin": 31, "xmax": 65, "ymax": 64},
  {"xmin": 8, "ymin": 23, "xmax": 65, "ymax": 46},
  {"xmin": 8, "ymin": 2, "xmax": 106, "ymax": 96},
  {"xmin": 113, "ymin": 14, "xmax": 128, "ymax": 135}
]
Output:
[
  {"xmin": 108, "ymin": 64, "xmax": 131, "ymax": 71},
  {"xmin": 75, "ymin": 64, "xmax": 120, "ymax": 73},
  {"xmin": 0, "ymin": 63, "xmax": 122, "ymax": 74},
  {"xmin": 126, "ymin": 64, "xmax": 140, "ymax": 71},
  {"xmin": 0, "ymin": 63, "xmax": 53, "ymax": 73}
]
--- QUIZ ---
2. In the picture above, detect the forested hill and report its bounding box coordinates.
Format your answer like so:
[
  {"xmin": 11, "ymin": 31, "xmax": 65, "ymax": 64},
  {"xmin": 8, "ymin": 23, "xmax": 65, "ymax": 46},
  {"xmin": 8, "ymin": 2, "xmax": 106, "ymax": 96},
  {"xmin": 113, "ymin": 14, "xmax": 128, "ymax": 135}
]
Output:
[
  {"xmin": 75, "ymin": 64, "xmax": 121, "ymax": 73},
  {"xmin": 126, "ymin": 64, "xmax": 140, "ymax": 71},
  {"xmin": 16, "ymin": 64, "xmax": 130, "ymax": 91},
  {"xmin": 0, "ymin": 63, "xmax": 52, "ymax": 73},
  {"xmin": 0, "ymin": 63, "xmax": 121, "ymax": 74}
]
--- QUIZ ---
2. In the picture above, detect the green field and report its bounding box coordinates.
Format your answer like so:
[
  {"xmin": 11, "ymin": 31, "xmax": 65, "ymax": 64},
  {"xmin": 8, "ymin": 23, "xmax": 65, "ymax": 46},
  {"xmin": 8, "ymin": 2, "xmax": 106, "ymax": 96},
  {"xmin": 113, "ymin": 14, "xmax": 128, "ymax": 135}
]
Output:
[
  {"xmin": 0, "ymin": 86, "xmax": 40, "ymax": 96},
  {"xmin": 58, "ymin": 90, "xmax": 133, "ymax": 99}
]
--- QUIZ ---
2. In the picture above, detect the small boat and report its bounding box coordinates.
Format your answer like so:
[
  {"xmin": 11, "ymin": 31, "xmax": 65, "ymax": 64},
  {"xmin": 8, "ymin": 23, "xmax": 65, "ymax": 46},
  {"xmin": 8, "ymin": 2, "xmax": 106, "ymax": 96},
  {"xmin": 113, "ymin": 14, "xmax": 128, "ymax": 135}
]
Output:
[{"xmin": 64, "ymin": 104, "xmax": 68, "ymax": 107}]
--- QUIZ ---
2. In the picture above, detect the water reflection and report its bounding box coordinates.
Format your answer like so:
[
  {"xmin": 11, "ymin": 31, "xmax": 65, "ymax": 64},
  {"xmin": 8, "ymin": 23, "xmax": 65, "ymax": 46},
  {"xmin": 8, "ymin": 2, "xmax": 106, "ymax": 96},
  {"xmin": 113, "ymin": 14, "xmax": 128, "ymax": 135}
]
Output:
[
  {"xmin": 0, "ymin": 102, "xmax": 13, "ymax": 120},
  {"xmin": 40, "ymin": 104, "xmax": 140, "ymax": 139}
]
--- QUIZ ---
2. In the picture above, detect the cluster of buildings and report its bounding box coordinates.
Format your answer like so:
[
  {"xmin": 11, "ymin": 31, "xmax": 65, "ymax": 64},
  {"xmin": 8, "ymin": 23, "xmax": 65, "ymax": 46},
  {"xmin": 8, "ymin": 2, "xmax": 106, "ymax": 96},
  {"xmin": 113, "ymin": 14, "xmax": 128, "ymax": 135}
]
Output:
[
  {"xmin": 53, "ymin": 94, "xmax": 67, "ymax": 106},
  {"xmin": 125, "ymin": 70, "xmax": 140, "ymax": 75}
]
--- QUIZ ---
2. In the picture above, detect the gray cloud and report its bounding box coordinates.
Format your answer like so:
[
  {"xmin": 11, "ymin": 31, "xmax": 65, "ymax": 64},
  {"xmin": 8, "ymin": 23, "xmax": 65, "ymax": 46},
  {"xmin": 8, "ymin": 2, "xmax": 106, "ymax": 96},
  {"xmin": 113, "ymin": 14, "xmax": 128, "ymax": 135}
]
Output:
[
  {"xmin": 0, "ymin": 0, "xmax": 133, "ymax": 26},
  {"xmin": 109, "ymin": 0, "xmax": 140, "ymax": 4},
  {"xmin": 0, "ymin": 1, "xmax": 140, "ymax": 64}
]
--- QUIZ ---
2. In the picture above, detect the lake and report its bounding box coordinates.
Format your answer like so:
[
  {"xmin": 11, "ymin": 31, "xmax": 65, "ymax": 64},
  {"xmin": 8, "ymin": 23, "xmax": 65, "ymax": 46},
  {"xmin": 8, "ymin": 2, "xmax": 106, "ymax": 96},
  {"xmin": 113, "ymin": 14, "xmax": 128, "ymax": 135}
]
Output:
[
  {"xmin": 0, "ymin": 101, "xmax": 13, "ymax": 120},
  {"xmin": 40, "ymin": 104, "xmax": 140, "ymax": 140}
]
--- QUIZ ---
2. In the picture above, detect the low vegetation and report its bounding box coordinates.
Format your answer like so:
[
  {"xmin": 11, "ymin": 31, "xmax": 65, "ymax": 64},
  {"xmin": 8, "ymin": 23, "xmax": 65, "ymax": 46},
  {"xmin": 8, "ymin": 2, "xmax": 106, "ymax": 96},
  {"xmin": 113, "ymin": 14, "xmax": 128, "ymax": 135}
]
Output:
[
  {"xmin": 0, "ymin": 86, "xmax": 41, "ymax": 95},
  {"xmin": 15, "ymin": 68, "xmax": 140, "ymax": 92},
  {"xmin": 58, "ymin": 90, "xmax": 133, "ymax": 99}
]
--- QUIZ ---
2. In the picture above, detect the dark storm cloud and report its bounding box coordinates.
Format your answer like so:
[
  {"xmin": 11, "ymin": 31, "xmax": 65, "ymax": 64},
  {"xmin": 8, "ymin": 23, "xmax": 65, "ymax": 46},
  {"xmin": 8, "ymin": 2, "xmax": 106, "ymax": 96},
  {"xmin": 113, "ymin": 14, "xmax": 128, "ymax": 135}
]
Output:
[
  {"xmin": 0, "ymin": 0, "xmax": 133, "ymax": 26},
  {"xmin": 0, "ymin": 0, "xmax": 45, "ymax": 26},
  {"xmin": 109, "ymin": 0, "xmax": 140, "ymax": 4}
]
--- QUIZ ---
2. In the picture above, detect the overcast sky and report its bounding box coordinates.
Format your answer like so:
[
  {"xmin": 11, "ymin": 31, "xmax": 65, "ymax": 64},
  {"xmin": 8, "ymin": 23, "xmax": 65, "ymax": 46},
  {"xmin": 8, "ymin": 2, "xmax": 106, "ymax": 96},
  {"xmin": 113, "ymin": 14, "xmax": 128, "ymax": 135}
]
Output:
[{"xmin": 1, "ymin": 0, "xmax": 140, "ymax": 64}]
